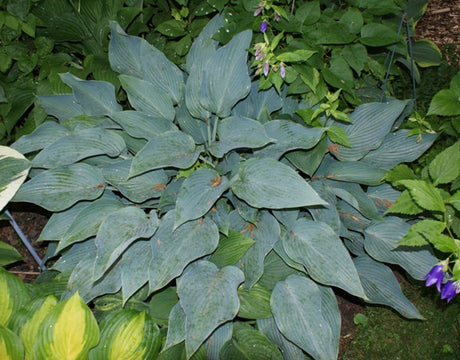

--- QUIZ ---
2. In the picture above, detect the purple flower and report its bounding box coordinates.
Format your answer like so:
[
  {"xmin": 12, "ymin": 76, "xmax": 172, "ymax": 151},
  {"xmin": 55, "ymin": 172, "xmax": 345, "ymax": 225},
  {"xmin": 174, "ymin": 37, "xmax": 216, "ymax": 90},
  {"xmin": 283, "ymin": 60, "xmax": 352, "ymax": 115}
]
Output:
[
  {"xmin": 424, "ymin": 264, "xmax": 444, "ymax": 292},
  {"xmin": 280, "ymin": 64, "xmax": 286, "ymax": 79},
  {"xmin": 254, "ymin": 7, "xmax": 262, "ymax": 16},
  {"xmin": 441, "ymin": 280, "xmax": 458, "ymax": 303},
  {"xmin": 260, "ymin": 21, "xmax": 268, "ymax": 33},
  {"xmin": 263, "ymin": 61, "xmax": 269, "ymax": 76},
  {"xmin": 274, "ymin": 12, "xmax": 280, "ymax": 21}
]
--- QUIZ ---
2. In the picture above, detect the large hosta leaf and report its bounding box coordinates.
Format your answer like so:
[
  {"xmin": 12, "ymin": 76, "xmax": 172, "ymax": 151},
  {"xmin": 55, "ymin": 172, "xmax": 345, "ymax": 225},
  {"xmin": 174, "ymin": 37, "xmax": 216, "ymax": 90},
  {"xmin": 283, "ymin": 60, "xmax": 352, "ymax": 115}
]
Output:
[
  {"xmin": 93, "ymin": 207, "xmax": 159, "ymax": 281},
  {"xmin": 233, "ymin": 83, "xmax": 282, "ymax": 121},
  {"xmin": 37, "ymin": 94, "xmax": 85, "ymax": 122},
  {"xmin": 130, "ymin": 131, "xmax": 200, "ymax": 177},
  {"xmin": 353, "ymin": 255, "xmax": 423, "ymax": 319},
  {"xmin": 271, "ymin": 275, "xmax": 339, "ymax": 360},
  {"xmin": 177, "ymin": 260, "xmax": 244, "ymax": 358},
  {"xmin": 364, "ymin": 217, "xmax": 438, "ymax": 279},
  {"xmin": 13, "ymin": 163, "xmax": 105, "ymax": 211},
  {"xmin": 149, "ymin": 212, "xmax": 219, "ymax": 293},
  {"xmin": 324, "ymin": 160, "xmax": 386, "ymax": 185},
  {"xmin": 231, "ymin": 158, "xmax": 327, "ymax": 209},
  {"xmin": 11, "ymin": 122, "xmax": 69, "ymax": 155},
  {"xmin": 175, "ymin": 168, "xmax": 230, "ymax": 228},
  {"xmin": 284, "ymin": 218, "xmax": 366, "ymax": 298},
  {"xmin": 32, "ymin": 128, "xmax": 126, "ymax": 168}
]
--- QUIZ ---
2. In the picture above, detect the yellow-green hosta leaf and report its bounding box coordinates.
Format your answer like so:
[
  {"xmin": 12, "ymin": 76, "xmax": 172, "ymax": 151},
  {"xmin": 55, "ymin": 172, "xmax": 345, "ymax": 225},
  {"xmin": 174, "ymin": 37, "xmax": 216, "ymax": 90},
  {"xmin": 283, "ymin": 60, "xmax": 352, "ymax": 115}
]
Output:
[
  {"xmin": 89, "ymin": 310, "xmax": 161, "ymax": 360},
  {"xmin": 0, "ymin": 325, "xmax": 24, "ymax": 360},
  {"xmin": 34, "ymin": 292, "xmax": 99, "ymax": 360},
  {"xmin": 0, "ymin": 268, "xmax": 30, "ymax": 327}
]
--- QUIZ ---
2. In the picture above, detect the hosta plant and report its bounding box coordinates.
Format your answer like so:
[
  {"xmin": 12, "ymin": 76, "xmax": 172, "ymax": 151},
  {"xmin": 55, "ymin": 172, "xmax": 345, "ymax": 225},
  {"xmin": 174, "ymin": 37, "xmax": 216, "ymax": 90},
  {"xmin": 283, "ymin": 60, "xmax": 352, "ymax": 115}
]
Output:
[{"xmin": 10, "ymin": 16, "xmax": 439, "ymax": 360}]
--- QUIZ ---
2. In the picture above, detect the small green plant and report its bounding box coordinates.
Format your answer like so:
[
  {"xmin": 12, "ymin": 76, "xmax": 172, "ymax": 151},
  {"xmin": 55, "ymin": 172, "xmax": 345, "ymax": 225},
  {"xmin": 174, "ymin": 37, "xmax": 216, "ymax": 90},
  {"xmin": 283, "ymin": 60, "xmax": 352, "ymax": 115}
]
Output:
[{"xmin": 9, "ymin": 16, "xmax": 440, "ymax": 360}]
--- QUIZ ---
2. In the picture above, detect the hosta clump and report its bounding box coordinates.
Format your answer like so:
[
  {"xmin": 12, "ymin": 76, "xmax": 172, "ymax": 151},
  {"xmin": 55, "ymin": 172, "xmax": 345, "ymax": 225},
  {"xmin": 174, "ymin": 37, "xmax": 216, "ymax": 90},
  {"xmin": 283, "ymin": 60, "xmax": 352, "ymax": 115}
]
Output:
[{"xmin": 12, "ymin": 15, "xmax": 438, "ymax": 360}]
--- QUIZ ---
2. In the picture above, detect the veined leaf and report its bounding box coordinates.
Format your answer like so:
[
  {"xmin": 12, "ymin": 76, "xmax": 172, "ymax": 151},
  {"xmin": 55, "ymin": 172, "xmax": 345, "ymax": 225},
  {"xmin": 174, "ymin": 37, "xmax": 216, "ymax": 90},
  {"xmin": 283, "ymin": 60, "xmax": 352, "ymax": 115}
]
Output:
[
  {"xmin": 209, "ymin": 230, "xmax": 255, "ymax": 268},
  {"xmin": 238, "ymin": 284, "xmax": 272, "ymax": 319},
  {"xmin": 428, "ymin": 141, "xmax": 460, "ymax": 185},
  {"xmin": 11, "ymin": 122, "xmax": 69, "ymax": 155},
  {"xmin": 396, "ymin": 179, "xmax": 445, "ymax": 212},
  {"xmin": 37, "ymin": 94, "xmax": 85, "ymax": 122},
  {"xmin": 0, "ymin": 325, "xmax": 24, "ymax": 360},
  {"xmin": 0, "ymin": 268, "xmax": 30, "ymax": 327},
  {"xmin": 0, "ymin": 242, "xmax": 22, "ymax": 267}
]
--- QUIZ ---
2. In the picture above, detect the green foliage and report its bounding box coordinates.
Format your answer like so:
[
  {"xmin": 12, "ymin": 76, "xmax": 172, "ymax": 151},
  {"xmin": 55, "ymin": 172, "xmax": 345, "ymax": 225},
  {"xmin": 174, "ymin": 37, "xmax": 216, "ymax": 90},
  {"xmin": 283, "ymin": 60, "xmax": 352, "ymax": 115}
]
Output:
[{"xmin": 6, "ymin": 17, "xmax": 442, "ymax": 360}]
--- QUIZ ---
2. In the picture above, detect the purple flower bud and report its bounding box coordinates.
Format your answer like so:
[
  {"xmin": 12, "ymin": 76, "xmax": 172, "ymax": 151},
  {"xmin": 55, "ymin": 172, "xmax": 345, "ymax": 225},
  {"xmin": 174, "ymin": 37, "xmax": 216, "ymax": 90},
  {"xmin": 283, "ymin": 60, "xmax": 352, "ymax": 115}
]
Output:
[
  {"xmin": 274, "ymin": 12, "xmax": 280, "ymax": 21},
  {"xmin": 263, "ymin": 61, "xmax": 269, "ymax": 76},
  {"xmin": 441, "ymin": 280, "xmax": 458, "ymax": 302},
  {"xmin": 424, "ymin": 264, "xmax": 444, "ymax": 292},
  {"xmin": 254, "ymin": 7, "xmax": 262, "ymax": 16},
  {"xmin": 260, "ymin": 21, "xmax": 268, "ymax": 33},
  {"xmin": 280, "ymin": 64, "xmax": 286, "ymax": 79}
]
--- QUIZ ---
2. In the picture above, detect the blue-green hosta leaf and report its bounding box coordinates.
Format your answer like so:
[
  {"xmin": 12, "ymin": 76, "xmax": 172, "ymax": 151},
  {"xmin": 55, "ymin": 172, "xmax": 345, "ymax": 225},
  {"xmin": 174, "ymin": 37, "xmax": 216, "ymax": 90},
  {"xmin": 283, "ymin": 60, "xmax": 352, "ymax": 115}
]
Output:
[
  {"xmin": 364, "ymin": 217, "xmax": 438, "ymax": 280},
  {"xmin": 177, "ymin": 260, "xmax": 244, "ymax": 358},
  {"xmin": 255, "ymin": 120, "xmax": 325, "ymax": 159},
  {"xmin": 258, "ymin": 251, "xmax": 301, "ymax": 291},
  {"xmin": 271, "ymin": 275, "xmax": 339, "ymax": 360},
  {"xmin": 205, "ymin": 322, "xmax": 233, "ymax": 360},
  {"xmin": 232, "ymin": 83, "xmax": 282, "ymax": 121},
  {"xmin": 93, "ymin": 207, "xmax": 159, "ymax": 281},
  {"xmin": 284, "ymin": 218, "xmax": 366, "ymax": 298},
  {"xmin": 164, "ymin": 302, "xmax": 186, "ymax": 350},
  {"xmin": 37, "ymin": 94, "xmax": 85, "ymax": 122},
  {"xmin": 13, "ymin": 163, "xmax": 105, "ymax": 212},
  {"xmin": 11, "ymin": 121, "xmax": 69, "ymax": 154},
  {"xmin": 109, "ymin": 111, "xmax": 178, "ymax": 140},
  {"xmin": 185, "ymin": 67, "xmax": 212, "ymax": 120},
  {"xmin": 361, "ymin": 130, "xmax": 437, "ymax": 170},
  {"xmin": 231, "ymin": 158, "xmax": 327, "ymax": 209},
  {"xmin": 219, "ymin": 322, "xmax": 283, "ymax": 360},
  {"xmin": 52, "ymin": 239, "xmax": 97, "ymax": 273},
  {"xmin": 101, "ymin": 160, "xmax": 168, "ymax": 203},
  {"xmin": 200, "ymin": 30, "xmax": 252, "ymax": 118},
  {"xmin": 309, "ymin": 181, "xmax": 341, "ymax": 234},
  {"xmin": 330, "ymin": 100, "xmax": 407, "ymax": 161},
  {"xmin": 354, "ymin": 255, "xmax": 423, "ymax": 319},
  {"xmin": 57, "ymin": 197, "xmax": 125, "ymax": 253},
  {"xmin": 209, "ymin": 116, "xmax": 274, "ymax": 158},
  {"xmin": 176, "ymin": 103, "xmax": 208, "ymax": 145},
  {"xmin": 109, "ymin": 22, "xmax": 184, "ymax": 104},
  {"xmin": 149, "ymin": 212, "xmax": 219, "ymax": 293},
  {"xmin": 175, "ymin": 168, "xmax": 230, "ymax": 228},
  {"xmin": 60, "ymin": 73, "xmax": 122, "ymax": 116},
  {"xmin": 130, "ymin": 131, "xmax": 200, "ymax": 177},
  {"xmin": 32, "ymin": 128, "xmax": 126, "ymax": 168},
  {"xmin": 324, "ymin": 160, "xmax": 386, "ymax": 185},
  {"xmin": 285, "ymin": 137, "xmax": 328, "ymax": 177},
  {"xmin": 367, "ymin": 183, "xmax": 401, "ymax": 214},
  {"xmin": 119, "ymin": 75, "xmax": 175, "ymax": 121},
  {"xmin": 257, "ymin": 317, "xmax": 309, "ymax": 360}
]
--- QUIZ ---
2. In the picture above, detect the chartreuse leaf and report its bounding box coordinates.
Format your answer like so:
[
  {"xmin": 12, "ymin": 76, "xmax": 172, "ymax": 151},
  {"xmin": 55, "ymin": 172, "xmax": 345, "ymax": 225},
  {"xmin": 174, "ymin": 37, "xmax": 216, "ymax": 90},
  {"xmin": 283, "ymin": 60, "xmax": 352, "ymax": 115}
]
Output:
[
  {"xmin": 0, "ymin": 325, "xmax": 24, "ymax": 360},
  {"xmin": 149, "ymin": 212, "xmax": 219, "ymax": 293},
  {"xmin": 396, "ymin": 179, "xmax": 445, "ymax": 212},
  {"xmin": 398, "ymin": 220, "xmax": 457, "ymax": 253},
  {"xmin": 177, "ymin": 260, "xmax": 244, "ymax": 358},
  {"xmin": 13, "ymin": 163, "xmax": 106, "ymax": 212},
  {"xmin": 0, "ymin": 268, "xmax": 30, "ymax": 327},
  {"xmin": 231, "ymin": 158, "xmax": 327, "ymax": 209},
  {"xmin": 93, "ymin": 207, "xmax": 159, "ymax": 281},
  {"xmin": 284, "ymin": 218, "xmax": 366, "ymax": 299},
  {"xmin": 364, "ymin": 217, "xmax": 438, "ymax": 280},
  {"xmin": 130, "ymin": 131, "xmax": 200, "ymax": 177},
  {"xmin": 0, "ymin": 242, "xmax": 22, "ymax": 267},
  {"xmin": 0, "ymin": 146, "xmax": 31, "ymax": 212},
  {"xmin": 428, "ymin": 141, "xmax": 460, "ymax": 185},
  {"xmin": 34, "ymin": 292, "xmax": 99, "ymax": 360},
  {"xmin": 175, "ymin": 168, "xmax": 230, "ymax": 228},
  {"xmin": 326, "ymin": 126, "xmax": 350, "ymax": 147},
  {"xmin": 89, "ymin": 310, "xmax": 161, "ymax": 360},
  {"xmin": 449, "ymin": 190, "xmax": 460, "ymax": 211},
  {"xmin": 271, "ymin": 275, "xmax": 339, "ymax": 360},
  {"xmin": 237, "ymin": 284, "xmax": 272, "ymax": 319},
  {"xmin": 386, "ymin": 190, "xmax": 424, "ymax": 215},
  {"xmin": 209, "ymin": 230, "xmax": 255, "ymax": 267},
  {"xmin": 354, "ymin": 256, "xmax": 423, "ymax": 319},
  {"xmin": 219, "ymin": 322, "xmax": 283, "ymax": 360}
]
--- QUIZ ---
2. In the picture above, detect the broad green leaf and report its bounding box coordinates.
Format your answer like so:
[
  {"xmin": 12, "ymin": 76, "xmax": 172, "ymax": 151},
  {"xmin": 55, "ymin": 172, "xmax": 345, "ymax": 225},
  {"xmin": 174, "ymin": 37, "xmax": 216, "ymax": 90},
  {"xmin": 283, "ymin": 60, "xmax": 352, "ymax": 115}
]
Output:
[
  {"xmin": 156, "ymin": 19, "xmax": 187, "ymax": 37},
  {"xmin": 399, "ymin": 220, "xmax": 457, "ymax": 252},
  {"xmin": 284, "ymin": 218, "xmax": 366, "ymax": 298},
  {"xmin": 396, "ymin": 179, "xmax": 445, "ymax": 212},
  {"xmin": 13, "ymin": 163, "xmax": 105, "ymax": 212},
  {"xmin": 209, "ymin": 230, "xmax": 255, "ymax": 267},
  {"xmin": 157, "ymin": 342, "xmax": 207, "ymax": 360},
  {"xmin": 0, "ymin": 242, "xmax": 22, "ymax": 267},
  {"xmin": 428, "ymin": 89, "xmax": 460, "ymax": 116},
  {"xmin": 312, "ymin": 23, "xmax": 354, "ymax": 45},
  {"xmin": 326, "ymin": 126, "xmax": 351, "ymax": 147},
  {"xmin": 238, "ymin": 284, "xmax": 272, "ymax": 319},
  {"xmin": 0, "ymin": 146, "xmax": 31, "ymax": 212},
  {"xmin": 276, "ymin": 50, "xmax": 316, "ymax": 62},
  {"xmin": 364, "ymin": 217, "xmax": 438, "ymax": 280},
  {"xmin": 0, "ymin": 325, "xmax": 24, "ymax": 360},
  {"xmin": 428, "ymin": 141, "xmax": 460, "ymax": 185},
  {"xmin": 271, "ymin": 275, "xmax": 339, "ymax": 360},
  {"xmin": 200, "ymin": 30, "xmax": 252, "ymax": 118},
  {"xmin": 384, "ymin": 164, "xmax": 416, "ymax": 184},
  {"xmin": 209, "ymin": 116, "xmax": 274, "ymax": 158},
  {"xmin": 130, "ymin": 131, "xmax": 200, "ymax": 177},
  {"xmin": 219, "ymin": 322, "xmax": 283, "ymax": 360},
  {"xmin": 295, "ymin": 0, "xmax": 320, "ymax": 25},
  {"xmin": 177, "ymin": 260, "xmax": 244, "ymax": 358},
  {"xmin": 354, "ymin": 256, "xmax": 423, "ymax": 319},
  {"xmin": 412, "ymin": 39, "xmax": 442, "ymax": 67},
  {"xmin": 0, "ymin": 268, "xmax": 30, "ymax": 327},
  {"xmin": 149, "ymin": 212, "xmax": 219, "ymax": 293},
  {"xmin": 93, "ymin": 207, "xmax": 159, "ymax": 281},
  {"xmin": 89, "ymin": 310, "xmax": 161, "ymax": 360},
  {"xmin": 386, "ymin": 189, "xmax": 424, "ymax": 215},
  {"xmin": 231, "ymin": 158, "xmax": 327, "ymax": 209},
  {"xmin": 34, "ymin": 292, "xmax": 99, "ymax": 360},
  {"xmin": 119, "ymin": 75, "xmax": 175, "ymax": 121},
  {"xmin": 11, "ymin": 122, "xmax": 69, "ymax": 155},
  {"xmin": 360, "ymin": 23, "xmax": 402, "ymax": 46},
  {"xmin": 205, "ymin": 322, "xmax": 233, "ymax": 360},
  {"xmin": 449, "ymin": 190, "xmax": 460, "ymax": 211},
  {"xmin": 148, "ymin": 287, "xmax": 179, "ymax": 326},
  {"xmin": 175, "ymin": 168, "xmax": 230, "ymax": 228},
  {"xmin": 233, "ymin": 83, "xmax": 282, "ymax": 121},
  {"xmin": 36, "ymin": 94, "xmax": 85, "ymax": 122},
  {"xmin": 342, "ymin": 43, "xmax": 367, "ymax": 74},
  {"xmin": 32, "ymin": 128, "xmax": 126, "ymax": 168},
  {"xmin": 285, "ymin": 137, "xmax": 328, "ymax": 176},
  {"xmin": 324, "ymin": 160, "xmax": 386, "ymax": 185},
  {"xmin": 109, "ymin": 22, "xmax": 184, "ymax": 104},
  {"xmin": 109, "ymin": 111, "xmax": 178, "ymax": 140},
  {"xmin": 60, "ymin": 73, "xmax": 122, "ymax": 116},
  {"xmin": 339, "ymin": 8, "xmax": 363, "ymax": 34}
]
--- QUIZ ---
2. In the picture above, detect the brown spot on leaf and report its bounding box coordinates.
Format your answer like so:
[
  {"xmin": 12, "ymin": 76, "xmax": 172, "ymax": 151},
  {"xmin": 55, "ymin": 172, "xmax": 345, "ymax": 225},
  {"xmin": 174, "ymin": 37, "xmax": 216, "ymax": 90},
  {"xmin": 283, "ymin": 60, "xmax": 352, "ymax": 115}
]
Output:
[
  {"xmin": 154, "ymin": 183, "xmax": 166, "ymax": 191},
  {"xmin": 327, "ymin": 144, "xmax": 339, "ymax": 153},
  {"xmin": 211, "ymin": 175, "xmax": 221, "ymax": 187}
]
